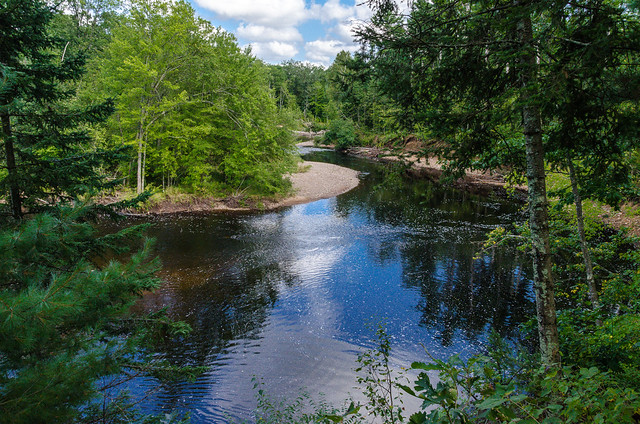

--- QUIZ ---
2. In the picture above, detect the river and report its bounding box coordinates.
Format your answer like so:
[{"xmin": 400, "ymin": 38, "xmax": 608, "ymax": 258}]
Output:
[{"xmin": 119, "ymin": 149, "xmax": 534, "ymax": 422}]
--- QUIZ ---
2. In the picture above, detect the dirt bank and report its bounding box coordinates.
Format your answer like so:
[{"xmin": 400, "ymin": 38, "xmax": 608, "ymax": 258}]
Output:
[
  {"xmin": 343, "ymin": 144, "xmax": 640, "ymax": 237},
  {"xmin": 109, "ymin": 161, "xmax": 360, "ymax": 215},
  {"xmin": 342, "ymin": 145, "xmax": 527, "ymax": 200}
]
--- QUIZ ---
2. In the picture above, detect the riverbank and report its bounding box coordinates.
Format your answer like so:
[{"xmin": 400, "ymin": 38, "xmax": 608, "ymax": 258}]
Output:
[
  {"xmin": 104, "ymin": 161, "xmax": 360, "ymax": 215},
  {"xmin": 299, "ymin": 139, "xmax": 640, "ymax": 237},
  {"xmin": 298, "ymin": 140, "xmax": 526, "ymax": 199}
]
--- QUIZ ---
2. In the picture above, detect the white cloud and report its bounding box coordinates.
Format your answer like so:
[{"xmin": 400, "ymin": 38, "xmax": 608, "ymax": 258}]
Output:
[
  {"xmin": 305, "ymin": 39, "xmax": 359, "ymax": 66},
  {"xmin": 193, "ymin": 0, "xmax": 380, "ymax": 64},
  {"xmin": 250, "ymin": 41, "xmax": 300, "ymax": 62},
  {"xmin": 237, "ymin": 24, "xmax": 303, "ymax": 42},
  {"xmin": 355, "ymin": 1, "xmax": 374, "ymax": 20},
  {"xmin": 318, "ymin": 0, "xmax": 353, "ymax": 23},
  {"xmin": 331, "ymin": 19, "xmax": 357, "ymax": 43},
  {"xmin": 194, "ymin": 0, "xmax": 309, "ymax": 27}
]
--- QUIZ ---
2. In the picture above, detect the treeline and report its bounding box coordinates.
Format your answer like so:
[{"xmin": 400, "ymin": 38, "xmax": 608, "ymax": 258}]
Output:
[
  {"xmin": 322, "ymin": 0, "xmax": 640, "ymax": 422},
  {"xmin": 31, "ymin": 0, "xmax": 299, "ymax": 201},
  {"xmin": 0, "ymin": 0, "xmax": 299, "ymax": 422},
  {"xmin": 268, "ymin": 52, "xmax": 398, "ymax": 145}
]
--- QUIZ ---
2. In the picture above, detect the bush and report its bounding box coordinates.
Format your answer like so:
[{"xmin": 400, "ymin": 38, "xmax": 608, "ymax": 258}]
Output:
[
  {"xmin": 324, "ymin": 119, "xmax": 357, "ymax": 150},
  {"xmin": 0, "ymin": 207, "xmax": 200, "ymax": 423},
  {"xmin": 404, "ymin": 336, "xmax": 640, "ymax": 424}
]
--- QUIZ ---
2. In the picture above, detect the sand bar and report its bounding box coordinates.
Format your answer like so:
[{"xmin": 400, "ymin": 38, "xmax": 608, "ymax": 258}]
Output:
[{"xmin": 112, "ymin": 160, "xmax": 360, "ymax": 215}]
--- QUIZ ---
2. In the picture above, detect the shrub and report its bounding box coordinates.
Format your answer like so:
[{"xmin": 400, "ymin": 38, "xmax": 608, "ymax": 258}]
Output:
[{"xmin": 324, "ymin": 119, "xmax": 357, "ymax": 150}]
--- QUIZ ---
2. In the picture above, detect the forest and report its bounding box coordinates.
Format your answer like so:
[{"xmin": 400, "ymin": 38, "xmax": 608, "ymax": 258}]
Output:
[{"xmin": 1, "ymin": 0, "xmax": 640, "ymax": 422}]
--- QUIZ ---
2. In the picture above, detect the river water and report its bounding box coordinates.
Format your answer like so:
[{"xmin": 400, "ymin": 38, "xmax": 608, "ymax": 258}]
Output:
[{"xmin": 120, "ymin": 149, "xmax": 533, "ymax": 422}]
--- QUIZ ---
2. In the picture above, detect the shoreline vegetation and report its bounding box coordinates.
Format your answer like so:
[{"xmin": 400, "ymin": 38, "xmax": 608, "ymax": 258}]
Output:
[
  {"xmin": 99, "ymin": 157, "xmax": 360, "ymax": 215},
  {"xmin": 102, "ymin": 134, "xmax": 639, "ymax": 239},
  {"xmin": 101, "ymin": 135, "xmax": 522, "ymax": 216}
]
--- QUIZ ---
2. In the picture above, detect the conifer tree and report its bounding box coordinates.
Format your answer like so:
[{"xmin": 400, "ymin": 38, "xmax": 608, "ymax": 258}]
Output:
[
  {"xmin": 542, "ymin": 1, "xmax": 640, "ymax": 312},
  {"xmin": 1, "ymin": 2, "xmax": 195, "ymax": 422},
  {"xmin": 357, "ymin": 0, "xmax": 640, "ymax": 365},
  {"xmin": 0, "ymin": 0, "xmax": 115, "ymax": 220},
  {"xmin": 356, "ymin": 0, "xmax": 561, "ymax": 364}
]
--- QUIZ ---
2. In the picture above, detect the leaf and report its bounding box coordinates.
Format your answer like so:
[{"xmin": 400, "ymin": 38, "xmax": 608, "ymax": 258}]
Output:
[
  {"xmin": 345, "ymin": 401, "xmax": 360, "ymax": 415},
  {"xmin": 478, "ymin": 395, "xmax": 509, "ymax": 410},
  {"xmin": 411, "ymin": 361, "xmax": 444, "ymax": 371},
  {"xmin": 398, "ymin": 384, "xmax": 417, "ymax": 397},
  {"xmin": 408, "ymin": 411, "xmax": 428, "ymax": 424}
]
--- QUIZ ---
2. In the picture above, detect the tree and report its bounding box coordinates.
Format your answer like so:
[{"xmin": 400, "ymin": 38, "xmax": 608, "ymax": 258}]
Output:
[
  {"xmin": 49, "ymin": 0, "xmax": 122, "ymax": 57},
  {"xmin": 90, "ymin": 0, "xmax": 200, "ymax": 194},
  {"xmin": 1, "ymin": 0, "xmax": 115, "ymax": 220},
  {"xmin": 356, "ymin": 0, "xmax": 561, "ymax": 365},
  {"xmin": 541, "ymin": 2, "xmax": 640, "ymax": 312},
  {"xmin": 0, "ymin": 208, "xmax": 170, "ymax": 423},
  {"xmin": 273, "ymin": 60, "xmax": 326, "ymax": 119},
  {"xmin": 1, "ymin": 1, "xmax": 197, "ymax": 422},
  {"xmin": 358, "ymin": 0, "xmax": 640, "ymax": 366},
  {"xmin": 88, "ymin": 0, "xmax": 296, "ymax": 195},
  {"xmin": 328, "ymin": 51, "xmax": 392, "ymax": 131}
]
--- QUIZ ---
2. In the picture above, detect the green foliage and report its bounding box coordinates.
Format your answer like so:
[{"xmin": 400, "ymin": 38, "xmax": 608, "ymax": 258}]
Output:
[
  {"xmin": 482, "ymin": 208, "xmax": 640, "ymax": 389},
  {"xmin": 0, "ymin": 0, "xmax": 119, "ymax": 219},
  {"xmin": 81, "ymin": 0, "xmax": 297, "ymax": 196},
  {"xmin": 404, "ymin": 334, "xmax": 639, "ymax": 424},
  {"xmin": 250, "ymin": 378, "xmax": 344, "ymax": 424},
  {"xmin": 49, "ymin": 0, "xmax": 122, "ymax": 57},
  {"xmin": 354, "ymin": 325, "xmax": 406, "ymax": 423},
  {"xmin": 248, "ymin": 324, "xmax": 640, "ymax": 423},
  {"xmin": 269, "ymin": 60, "xmax": 327, "ymax": 120},
  {"xmin": 559, "ymin": 313, "xmax": 640, "ymax": 386},
  {"xmin": 1, "ymin": 3, "xmax": 202, "ymax": 421},
  {"xmin": 0, "ymin": 206, "xmax": 198, "ymax": 423},
  {"xmin": 327, "ymin": 51, "xmax": 399, "ymax": 135},
  {"xmin": 324, "ymin": 119, "xmax": 357, "ymax": 150},
  {"xmin": 542, "ymin": 0, "xmax": 640, "ymax": 208}
]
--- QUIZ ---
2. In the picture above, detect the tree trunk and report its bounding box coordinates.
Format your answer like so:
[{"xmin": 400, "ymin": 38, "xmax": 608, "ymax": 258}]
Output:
[
  {"xmin": 567, "ymin": 157, "xmax": 599, "ymax": 309},
  {"xmin": 142, "ymin": 141, "xmax": 146, "ymax": 193},
  {"xmin": 1, "ymin": 113, "xmax": 22, "ymax": 219},
  {"xmin": 136, "ymin": 117, "xmax": 145, "ymax": 194},
  {"xmin": 518, "ymin": 11, "xmax": 561, "ymax": 367},
  {"xmin": 136, "ymin": 134, "xmax": 143, "ymax": 194}
]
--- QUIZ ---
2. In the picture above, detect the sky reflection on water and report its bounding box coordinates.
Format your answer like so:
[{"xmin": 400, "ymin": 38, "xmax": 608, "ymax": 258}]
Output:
[{"xmin": 121, "ymin": 152, "xmax": 533, "ymax": 422}]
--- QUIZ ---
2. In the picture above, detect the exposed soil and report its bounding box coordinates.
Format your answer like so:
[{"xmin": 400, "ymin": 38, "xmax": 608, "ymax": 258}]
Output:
[
  {"xmin": 344, "ymin": 144, "xmax": 528, "ymax": 200},
  {"xmin": 303, "ymin": 136, "xmax": 640, "ymax": 237},
  {"xmin": 102, "ymin": 161, "xmax": 360, "ymax": 216},
  {"xmin": 597, "ymin": 203, "xmax": 640, "ymax": 237}
]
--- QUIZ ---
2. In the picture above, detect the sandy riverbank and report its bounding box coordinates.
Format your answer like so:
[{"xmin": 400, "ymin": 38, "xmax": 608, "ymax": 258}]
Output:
[{"xmin": 112, "ymin": 160, "xmax": 360, "ymax": 215}]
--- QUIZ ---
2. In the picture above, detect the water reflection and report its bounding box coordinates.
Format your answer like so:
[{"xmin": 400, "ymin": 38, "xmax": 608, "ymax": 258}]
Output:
[{"xmin": 114, "ymin": 151, "xmax": 533, "ymax": 422}]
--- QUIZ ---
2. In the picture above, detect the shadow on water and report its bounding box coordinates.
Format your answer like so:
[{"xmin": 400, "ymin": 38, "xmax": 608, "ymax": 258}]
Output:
[
  {"xmin": 310, "ymin": 150, "xmax": 533, "ymax": 345},
  {"xmin": 110, "ymin": 150, "xmax": 534, "ymax": 422}
]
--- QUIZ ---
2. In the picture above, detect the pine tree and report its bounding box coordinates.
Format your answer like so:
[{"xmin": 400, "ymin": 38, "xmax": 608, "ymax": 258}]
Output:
[
  {"xmin": 1, "ymin": 2, "xmax": 196, "ymax": 422},
  {"xmin": 0, "ymin": 0, "xmax": 116, "ymax": 220}
]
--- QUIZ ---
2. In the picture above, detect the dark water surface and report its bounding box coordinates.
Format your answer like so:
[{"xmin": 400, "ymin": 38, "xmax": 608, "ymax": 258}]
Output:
[{"xmin": 118, "ymin": 150, "xmax": 534, "ymax": 422}]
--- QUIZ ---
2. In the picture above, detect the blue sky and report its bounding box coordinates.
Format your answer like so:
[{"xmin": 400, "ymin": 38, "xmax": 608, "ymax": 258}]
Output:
[{"xmin": 187, "ymin": 0, "xmax": 374, "ymax": 66}]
